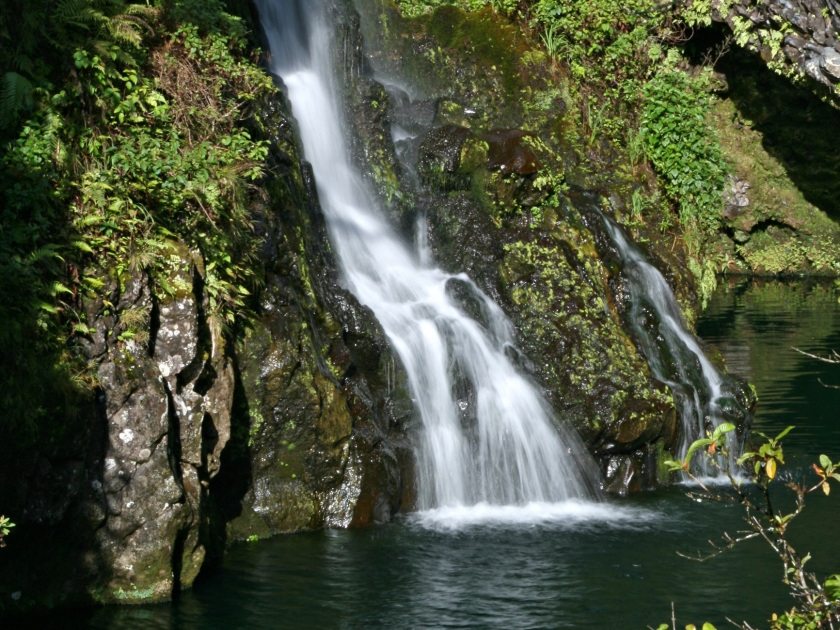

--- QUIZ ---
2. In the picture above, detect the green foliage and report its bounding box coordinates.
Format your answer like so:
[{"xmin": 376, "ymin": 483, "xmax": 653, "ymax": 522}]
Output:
[
  {"xmin": 663, "ymin": 421, "xmax": 736, "ymax": 471},
  {"xmin": 641, "ymin": 70, "xmax": 728, "ymax": 232},
  {"xmin": 664, "ymin": 425, "xmax": 840, "ymax": 629},
  {"xmin": 531, "ymin": 0, "xmax": 660, "ymax": 60},
  {"xmin": 0, "ymin": 0, "xmax": 274, "ymax": 441},
  {"xmin": 394, "ymin": 0, "xmax": 518, "ymax": 19},
  {"xmin": 0, "ymin": 515, "xmax": 13, "ymax": 548}
]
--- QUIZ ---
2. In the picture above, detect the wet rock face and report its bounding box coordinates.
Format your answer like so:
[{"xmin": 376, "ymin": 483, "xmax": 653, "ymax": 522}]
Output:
[
  {"xmin": 484, "ymin": 130, "xmax": 541, "ymax": 176},
  {"xmin": 342, "ymin": 0, "xmax": 686, "ymax": 491},
  {"xmin": 216, "ymin": 80, "xmax": 415, "ymax": 541}
]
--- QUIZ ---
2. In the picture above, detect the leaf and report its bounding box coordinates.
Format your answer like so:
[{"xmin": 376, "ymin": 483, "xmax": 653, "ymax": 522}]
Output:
[
  {"xmin": 823, "ymin": 482, "xmax": 831, "ymax": 496},
  {"xmin": 655, "ymin": 626, "xmax": 669, "ymax": 630},
  {"xmin": 72, "ymin": 240, "xmax": 95, "ymax": 254},
  {"xmin": 687, "ymin": 438, "xmax": 714, "ymax": 459},
  {"xmin": 820, "ymin": 455, "xmax": 832, "ymax": 470},
  {"xmin": 0, "ymin": 72, "xmax": 35, "ymax": 128},
  {"xmin": 766, "ymin": 458, "xmax": 777, "ymax": 480},
  {"xmin": 774, "ymin": 426, "xmax": 795, "ymax": 442},
  {"xmin": 711, "ymin": 423, "xmax": 735, "ymax": 439},
  {"xmin": 825, "ymin": 574, "xmax": 840, "ymax": 600},
  {"xmin": 702, "ymin": 624, "xmax": 717, "ymax": 630}
]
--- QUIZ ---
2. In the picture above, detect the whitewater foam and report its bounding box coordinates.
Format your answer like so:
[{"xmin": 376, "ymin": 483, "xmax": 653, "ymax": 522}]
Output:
[{"xmin": 410, "ymin": 500, "xmax": 659, "ymax": 532}]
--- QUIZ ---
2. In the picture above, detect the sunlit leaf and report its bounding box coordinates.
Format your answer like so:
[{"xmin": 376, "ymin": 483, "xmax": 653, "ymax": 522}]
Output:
[
  {"xmin": 774, "ymin": 426, "xmax": 795, "ymax": 442},
  {"xmin": 820, "ymin": 454, "xmax": 832, "ymax": 469},
  {"xmin": 766, "ymin": 459, "xmax": 777, "ymax": 479},
  {"xmin": 825, "ymin": 574, "xmax": 840, "ymax": 600},
  {"xmin": 711, "ymin": 423, "xmax": 735, "ymax": 439},
  {"xmin": 823, "ymin": 483, "xmax": 831, "ymax": 496}
]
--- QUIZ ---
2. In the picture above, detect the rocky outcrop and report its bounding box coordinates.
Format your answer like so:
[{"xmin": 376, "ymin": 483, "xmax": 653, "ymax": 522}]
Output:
[
  {"xmin": 709, "ymin": 0, "xmax": 840, "ymax": 91},
  {"xmin": 80, "ymin": 247, "xmax": 234, "ymax": 603},
  {"xmin": 0, "ymin": 56, "xmax": 414, "ymax": 616},
  {"xmin": 0, "ymin": 248, "xmax": 235, "ymax": 608}
]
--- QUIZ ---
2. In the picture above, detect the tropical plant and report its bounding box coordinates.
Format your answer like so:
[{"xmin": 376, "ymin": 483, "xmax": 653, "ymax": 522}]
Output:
[
  {"xmin": 657, "ymin": 425, "xmax": 840, "ymax": 629},
  {"xmin": 0, "ymin": 515, "xmax": 14, "ymax": 548},
  {"xmin": 641, "ymin": 69, "xmax": 728, "ymax": 232},
  {"xmin": 0, "ymin": 0, "xmax": 274, "ymax": 443}
]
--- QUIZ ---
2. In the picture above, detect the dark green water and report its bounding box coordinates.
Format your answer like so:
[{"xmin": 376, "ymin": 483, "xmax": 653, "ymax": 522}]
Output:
[{"xmin": 58, "ymin": 280, "xmax": 840, "ymax": 629}]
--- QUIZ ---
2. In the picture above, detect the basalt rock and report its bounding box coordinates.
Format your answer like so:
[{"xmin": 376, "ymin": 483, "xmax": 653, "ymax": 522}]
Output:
[
  {"xmin": 0, "ymin": 247, "xmax": 235, "ymax": 609},
  {"xmin": 709, "ymin": 0, "xmax": 840, "ymax": 93}
]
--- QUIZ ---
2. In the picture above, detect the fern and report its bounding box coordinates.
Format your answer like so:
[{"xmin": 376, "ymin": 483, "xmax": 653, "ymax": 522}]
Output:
[
  {"xmin": 53, "ymin": 0, "xmax": 105, "ymax": 31},
  {"xmin": 0, "ymin": 72, "xmax": 34, "ymax": 128}
]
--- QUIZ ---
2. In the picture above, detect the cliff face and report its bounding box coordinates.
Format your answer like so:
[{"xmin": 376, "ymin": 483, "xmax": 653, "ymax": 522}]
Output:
[
  {"xmin": 347, "ymin": 0, "xmax": 754, "ymax": 491},
  {"xmin": 0, "ymin": 73, "xmax": 413, "ymax": 613}
]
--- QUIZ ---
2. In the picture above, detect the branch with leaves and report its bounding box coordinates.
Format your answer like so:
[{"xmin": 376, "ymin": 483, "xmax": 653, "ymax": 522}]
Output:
[{"xmin": 654, "ymin": 425, "xmax": 840, "ymax": 630}]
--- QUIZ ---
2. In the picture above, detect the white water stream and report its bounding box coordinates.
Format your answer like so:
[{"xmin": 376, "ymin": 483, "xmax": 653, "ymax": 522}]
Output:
[
  {"xmin": 254, "ymin": 0, "xmax": 599, "ymax": 512},
  {"xmin": 598, "ymin": 214, "xmax": 741, "ymax": 472}
]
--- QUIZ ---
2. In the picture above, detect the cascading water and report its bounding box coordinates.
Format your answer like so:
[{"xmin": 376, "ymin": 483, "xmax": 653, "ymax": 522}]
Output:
[
  {"xmin": 596, "ymin": 211, "xmax": 746, "ymax": 473},
  {"xmin": 254, "ymin": 0, "xmax": 600, "ymax": 512}
]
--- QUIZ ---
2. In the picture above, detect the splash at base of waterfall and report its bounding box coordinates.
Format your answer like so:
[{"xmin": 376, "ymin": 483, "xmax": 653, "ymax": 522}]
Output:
[{"xmin": 410, "ymin": 500, "xmax": 660, "ymax": 532}]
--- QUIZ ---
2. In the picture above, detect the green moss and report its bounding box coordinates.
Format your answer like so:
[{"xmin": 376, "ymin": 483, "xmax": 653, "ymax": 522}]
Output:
[
  {"xmin": 502, "ymin": 235, "xmax": 672, "ymax": 436},
  {"xmin": 113, "ymin": 584, "xmax": 158, "ymax": 602},
  {"xmin": 248, "ymin": 409, "xmax": 265, "ymax": 447},
  {"xmin": 422, "ymin": 7, "xmax": 521, "ymax": 92},
  {"xmin": 710, "ymin": 96, "xmax": 840, "ymax": 275}
]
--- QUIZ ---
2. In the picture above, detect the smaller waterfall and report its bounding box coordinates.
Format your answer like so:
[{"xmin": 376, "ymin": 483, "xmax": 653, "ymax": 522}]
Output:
[{"xmin": 597, "ymin": 213, "xmax": 745, "ymax": 473}]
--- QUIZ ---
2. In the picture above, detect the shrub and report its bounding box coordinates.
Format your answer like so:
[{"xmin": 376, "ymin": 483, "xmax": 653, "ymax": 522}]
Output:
[{"xmin": 641, "ymin": 70, "xmax": 728, "ymax": 232}]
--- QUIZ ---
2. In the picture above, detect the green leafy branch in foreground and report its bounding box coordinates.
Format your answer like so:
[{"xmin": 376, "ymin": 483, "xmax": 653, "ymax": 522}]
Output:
[
  {"xmin": 654, "ymin": 425, "xmax": 840, "ymax": 630},
  {"xmin": 0, "ymin": 515, "xmax": 13, "ymax": 548}
]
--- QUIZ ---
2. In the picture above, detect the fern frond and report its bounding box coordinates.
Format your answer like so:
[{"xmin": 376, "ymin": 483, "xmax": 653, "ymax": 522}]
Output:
[
  {"xmin": 0, "ymin": 72, "xmax": 34, "ymax": 129},
  {"xmin": 124, "ymin": 3, "xmax": 159, "ymax": 19},
  {"xmin": 46, "ymin": 282, "xmax": 74, "ymax": 298},
  {"xmin": 12, "ymin": 53, "xmax": 36, "ymax": 76},
  {"xmin": 115, "ymin": 13, "xmax": 154, "ymax": 36},
  {"xmin": 54, "ymin": 1, "xmax": 110, "ymax": 31},
  {"xmin": 27, "ymin": 246, "xmax": 64, "ymax": 265},
  {"xmin": 108, "ymin": 16, "xmax": 144, "ymax": 46}
]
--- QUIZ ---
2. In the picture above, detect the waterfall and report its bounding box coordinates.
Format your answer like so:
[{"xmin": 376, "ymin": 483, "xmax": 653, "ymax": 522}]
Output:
[
  {"xmin": 597, "ymin": 212, "xmax": 744, "ymax": 473},
  {"xmin": 254, "ymin": 0, "xmax": 599, "ymax": 511}
]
